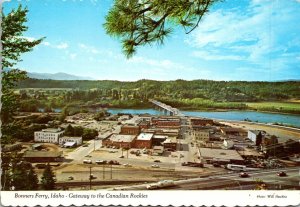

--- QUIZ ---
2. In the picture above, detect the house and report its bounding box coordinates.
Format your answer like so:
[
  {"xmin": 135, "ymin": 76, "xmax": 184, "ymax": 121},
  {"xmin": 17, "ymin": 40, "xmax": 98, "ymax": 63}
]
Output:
[
  {"xmin": 102, "ymin": 134, "xmax": 136, "ymax": 149},
  {"xmin": 59, "ymin": 136, "xmax": 82, "ymax": 146},
  {"xmin": 23, "ymin": 151, "xmax": 63, "ymax": 162},
  {"xmin": 134, "ymin": 133, "xmax": 153, "ymax": 149},
  {"xmin": 120, "ymin": 125, "xmax": 140, "ymax": 135},
  {"xmin": 34, "ymin": 128, "xmax": 64, "ymax": 144}
]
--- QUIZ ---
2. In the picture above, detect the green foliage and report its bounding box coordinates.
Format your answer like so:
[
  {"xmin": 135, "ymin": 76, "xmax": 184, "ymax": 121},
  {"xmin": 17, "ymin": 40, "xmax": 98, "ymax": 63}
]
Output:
[
  {"xmin": 94, "ymin": 110, "xmax": 110, "ymax": 121},
  {"xmin": 104, "ymin": 0, "xmax": 218, "ymax": 57},
  {"xmin": 41, "ymin": 163, "xmax": 56, "ymax": 190},
  {"xmin": 17, "ymin": 79, "xmax": 300, "ymax": 114},
  {"xmin": 1, "ymin": 153, "xmax": 38, "ymax": 190},
  {"xmin": 1, "ymin": 5, "xmax": 43, "ymax": 148},
  {"xmin": 1, "ymin": 5, "xmax": 44, "ymax": 68},
  {"xmin": 82, "ymin": 128, "xmax": 98, "ymax": 140},
  {"xmin": 64, "ymin": 124, "xmax": 74, "ymax": 136},
  {"xmin": 63, "ymin": 125, "xmax": 98, "ymax": 140}
]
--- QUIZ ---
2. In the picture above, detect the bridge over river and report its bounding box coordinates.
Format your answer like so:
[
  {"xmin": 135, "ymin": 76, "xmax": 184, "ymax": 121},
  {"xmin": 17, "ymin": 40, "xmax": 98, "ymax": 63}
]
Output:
[{"xmin": 149, "ymin": 99, "xmax": 184, "ymax": 116}]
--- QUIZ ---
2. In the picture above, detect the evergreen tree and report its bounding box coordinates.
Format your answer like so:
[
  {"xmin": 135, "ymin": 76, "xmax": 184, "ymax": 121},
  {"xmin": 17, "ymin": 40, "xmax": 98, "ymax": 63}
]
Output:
[
  {"xmin": 10, "ymin": 161, "xmax": 38, "ymax": 190},
  {"xmin": 1, "ymin": 4, "xmax": 44, "ymax": 157},
  {"xmin": 27, "ymin": 168, "xmax": 39, "ymax": 190},
  {"xmin": 41, "ymin": 164, "xmax": 56, "ymax": 190},
  {"xmin": 104, "ymin": 0, "xmax": 218, "ymax": 57}
]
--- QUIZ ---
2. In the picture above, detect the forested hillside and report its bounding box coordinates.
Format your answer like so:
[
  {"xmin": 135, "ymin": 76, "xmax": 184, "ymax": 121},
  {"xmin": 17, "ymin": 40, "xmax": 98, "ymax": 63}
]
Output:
[{"xmin": 18, "ymin": 78, "xmax": 300, "ymax": 102}]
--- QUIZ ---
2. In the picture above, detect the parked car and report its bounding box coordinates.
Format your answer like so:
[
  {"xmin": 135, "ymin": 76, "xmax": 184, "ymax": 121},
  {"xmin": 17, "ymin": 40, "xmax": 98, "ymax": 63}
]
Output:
[
  {"xmin": 108, "ymin": 160, "xmax": 120, "ymax": 165},
  {"xmin": 154, "ymin": 160, "xmax": 161, "ymax": 163},
  {"xmin": 83, "ymin": 159, "xmax": 92, "ymax": 164},
  {"xmin": 239, "ymin": 172, "xmax": 249, "ymax": 178},
  {"xmin": 277, "ymin": 171, "xmax": 287, "ymax": 177},
  {"xmin": 67, "ymin": 176, "xmax": 74, "ymax": 181},
  {"xmin": 123, "ymin": 163, "xmax": 132, "ymax": 167},
  {"xmin": 151, "ymin": 164, "xmax": 160, "ymax": 168},
  {"xmin": 95, "ymin": 160, "xmax": 106, "ymax": 164}
]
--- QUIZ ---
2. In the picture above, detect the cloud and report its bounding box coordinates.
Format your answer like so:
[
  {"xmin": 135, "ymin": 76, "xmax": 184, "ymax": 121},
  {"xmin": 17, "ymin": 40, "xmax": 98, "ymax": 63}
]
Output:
[
  {"xmin": 186, "ymin": 0, "xmax": 300, "ymax": 70},
  {"xmin": 42, "ymin": 41, "xmax": 69, "ymax": 50},
  {"xmin": 192, "ymin": 51, "xmax": 243, "ymax": 61},
  {"xmin": 56, "ymin": 42, "xmax": 69, "ymax": 49},
  {"xmin": 70, "ymin": 53, "xmax": 77, "ymax": 60},
  {"xmin": 78, "ymin": 43, "xmax": 100, "ymax": 54},
  {"xmin": 127, "ymin": 56, "xmax": 184, "ymax": 70},
  {"xmin": 43, "ymin": 41, "xmax": 50, "ymax": 46}
]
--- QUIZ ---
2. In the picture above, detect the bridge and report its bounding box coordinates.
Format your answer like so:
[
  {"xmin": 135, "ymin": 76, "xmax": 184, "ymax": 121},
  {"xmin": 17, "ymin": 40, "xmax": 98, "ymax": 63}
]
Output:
[{"xmin": 149, "ymin": 99, "xmax": 184, "ymax": 116}]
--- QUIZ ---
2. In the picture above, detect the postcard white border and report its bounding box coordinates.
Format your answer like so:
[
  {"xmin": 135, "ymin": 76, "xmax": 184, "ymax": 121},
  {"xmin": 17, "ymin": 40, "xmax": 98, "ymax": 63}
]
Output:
[{"xmin": 1, "ymin": 190, "xmax": 300, "ymax": 206}]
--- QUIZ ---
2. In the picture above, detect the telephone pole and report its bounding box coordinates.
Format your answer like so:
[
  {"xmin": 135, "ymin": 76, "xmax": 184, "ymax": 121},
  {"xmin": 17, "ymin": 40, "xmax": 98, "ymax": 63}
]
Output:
[{"xmin": 89, "ymin": 166, "xmax": 92, "ymax": 190}]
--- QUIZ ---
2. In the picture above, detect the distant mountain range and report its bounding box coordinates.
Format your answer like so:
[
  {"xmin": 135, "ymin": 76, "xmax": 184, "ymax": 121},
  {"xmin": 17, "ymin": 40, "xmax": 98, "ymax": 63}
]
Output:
[{"xmin": 27, "ymin": 72, "xmax": 94, "ymax": 80}]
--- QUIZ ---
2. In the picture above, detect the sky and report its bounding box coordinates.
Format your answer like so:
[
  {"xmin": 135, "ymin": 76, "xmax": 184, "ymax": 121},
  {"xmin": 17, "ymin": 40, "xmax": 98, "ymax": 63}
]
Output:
[{"xmin": 3, "ymin": 0, "xmax": 300, "ymax": 81}]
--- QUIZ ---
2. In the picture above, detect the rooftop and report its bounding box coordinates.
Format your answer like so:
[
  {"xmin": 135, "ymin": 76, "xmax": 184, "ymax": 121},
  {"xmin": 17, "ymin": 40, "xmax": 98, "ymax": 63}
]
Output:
[
  {"xmin": 23, "ymin": 151, "xmax": 63, "ymax": 158},
  {"xmin": 137, "ymin": 133, "xmax": 154, "ymax": 141},
  {"xmin": 153, "ymin": 135, "xmax": 168, "ymax": 139},
  {"xmin": 109, "ymin": 134, "xmax": 136, "ymax": 142},
  {"xmin": 41, "ymin": 128, "xmax": 63, "ymax": 133},
  {"xmin": 61, "ymin": 136, "xmax": 82, "ymax": 140},
  {"xmin": 199, "ymin": 148, "xmax": 244, "ymax": 161},
  {"xmin": 221, "ymin": 127, "xmax": 246, "ymax": 133}
]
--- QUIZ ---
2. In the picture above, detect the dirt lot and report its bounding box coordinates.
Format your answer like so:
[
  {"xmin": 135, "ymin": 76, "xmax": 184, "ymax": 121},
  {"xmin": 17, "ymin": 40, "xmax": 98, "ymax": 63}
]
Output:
[{"xmin": 222, "ymin": 121, "xmax": 300, "ymax": 142}]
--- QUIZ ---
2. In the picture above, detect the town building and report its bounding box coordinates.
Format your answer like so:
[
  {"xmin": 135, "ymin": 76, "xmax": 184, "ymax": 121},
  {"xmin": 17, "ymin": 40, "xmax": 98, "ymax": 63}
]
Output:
[
  {"xmin": 138, "ymin": 121, "xmax": 151, "ymax": 130},
  {"xmin": 248, "ymin": 130, "xmax": 264, "ymax": 146},
  {"xmin": 152, "ymin": 135, "xmax": 168, "ymax": 146},
  {"xmin": 23, "ymin": 151, "xmax": 63, "ymax": 162},
  {"xmin": 192, "ymin": 128, "xmax": 210, "ymax": 142},
  {"xmin": 152, "ymin": 117, "xmax": 180, "ymax": 126},
  {"xmin": 102, "ymin": 134, "xmax": 136, "ymax": 149},
  {"xmin": 134, "ymin": 133, "xmax": 153, "ymax": 149},
  {"xmin": 152, "ymin": 146, "xmax": 164, "ymax": 155},
  {"xmin": 199, "ymin": 148, "xmax": 244, "ymax": 164},
  {"xmin": 190, "ymin": 118, "xmax": 214, "ymax": 126},
  {"xmin": 120, "ymin": 125, "xmax": 141, "ymax": 135},
  {"xmin": 59, "ymin": 136, "xmax": 82, "ymax": 146},
  {"xmin": 163, "ymin": 138, "xmax": 177, "ymax": 151},
  {"xmin": 34, "ymin": 128, "xmax": 64, "ymax": 144},
  {"xmin": 221, "ymin": 127, "xmax": 247, "ymax": 137}
]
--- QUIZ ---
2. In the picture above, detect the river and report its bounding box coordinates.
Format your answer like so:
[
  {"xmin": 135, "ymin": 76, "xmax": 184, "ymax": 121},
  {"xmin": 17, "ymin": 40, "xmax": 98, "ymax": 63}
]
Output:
[{"xmin": 107, "ymin": 108, "xmax": 300, "ymax": 128}]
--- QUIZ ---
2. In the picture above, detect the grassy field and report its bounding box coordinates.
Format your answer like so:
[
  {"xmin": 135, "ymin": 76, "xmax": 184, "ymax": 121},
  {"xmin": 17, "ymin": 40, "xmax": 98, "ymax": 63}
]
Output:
[
  {"xmin": 245, "ymin": 102, "xmax": 300, "ymax": 114},
  {"xmin": 246, "ymin": 102, "xmax": 300, "ymax": 110}
]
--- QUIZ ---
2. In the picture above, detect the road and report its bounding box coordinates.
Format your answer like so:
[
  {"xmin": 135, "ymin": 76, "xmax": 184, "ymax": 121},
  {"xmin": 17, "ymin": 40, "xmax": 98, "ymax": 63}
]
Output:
[
  {"xmin": 65, "ymin": 139, "xmax": 102, "ymax": 161},
  {"xmin": 111, "ymin": 167, "xmax": 300, "ymax": 190}
]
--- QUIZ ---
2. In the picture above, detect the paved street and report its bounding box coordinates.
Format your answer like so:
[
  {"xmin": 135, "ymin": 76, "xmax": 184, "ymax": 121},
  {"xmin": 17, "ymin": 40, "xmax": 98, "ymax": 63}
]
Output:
[
  {"xmin": 65, "ymin": 140, "xmax": 102, "ymax": 161},
  {"xmin": 111, "ymin": 167, "xmax": 300, "ymax": 190}
]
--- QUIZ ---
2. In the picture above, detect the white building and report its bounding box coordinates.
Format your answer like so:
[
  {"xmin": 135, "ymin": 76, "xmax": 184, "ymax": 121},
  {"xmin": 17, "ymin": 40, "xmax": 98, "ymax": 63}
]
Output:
[
  {"xmin": 248, "ymin": 130, "xmax": 264, "ymax": 144},
  {"xmin": 59, "ymin": 136, "xmax": 82, "ymax": 146},
  {"xmin": 34, "ymin": 128, "xmax": 64, "ymax": 144}
]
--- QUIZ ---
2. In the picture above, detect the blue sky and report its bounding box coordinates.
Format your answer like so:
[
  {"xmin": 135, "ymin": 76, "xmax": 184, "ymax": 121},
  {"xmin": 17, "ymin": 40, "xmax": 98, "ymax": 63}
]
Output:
[{"xmin": 3, "ymin": 0, "xmax": 300, "ymax": 81}]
